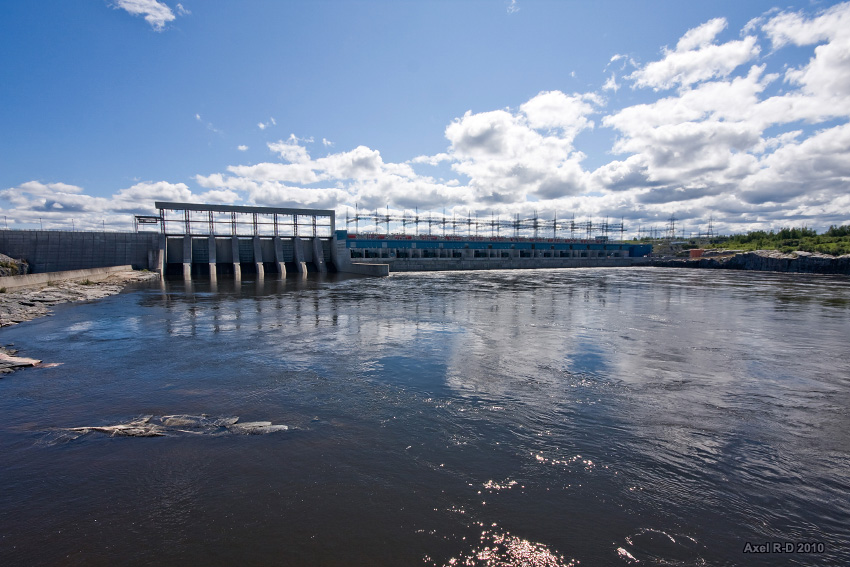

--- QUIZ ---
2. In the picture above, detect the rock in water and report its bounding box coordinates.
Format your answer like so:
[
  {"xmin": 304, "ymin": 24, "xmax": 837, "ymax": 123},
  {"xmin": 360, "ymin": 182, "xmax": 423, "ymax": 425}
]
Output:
[
  {"xmin": 162, "ymin": 415, "xmax": 212, "ymax": 428},
  {"xmin": 58, "ymin": 414, "xmax": 290, "ymax": 439},
  {"xmin": 0, "ymin": 347, "xmax": 42, "ymax": 374},
  {"xmin": 230, "ymin": 422, "xmax": 289, "ymax": 434}
]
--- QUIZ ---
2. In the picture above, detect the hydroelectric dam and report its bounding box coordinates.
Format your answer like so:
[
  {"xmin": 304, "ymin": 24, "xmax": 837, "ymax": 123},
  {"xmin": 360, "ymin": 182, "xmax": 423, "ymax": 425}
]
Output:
[{"xmin": 0, "ymin": 202, "xmax": 653, "ymax": 279}]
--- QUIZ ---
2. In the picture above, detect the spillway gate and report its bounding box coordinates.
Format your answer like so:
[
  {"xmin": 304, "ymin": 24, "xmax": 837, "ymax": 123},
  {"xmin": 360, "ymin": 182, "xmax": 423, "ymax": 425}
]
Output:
[{"xmin": 152, "ymin": 201, "xmax": 336, "ymax": 280}]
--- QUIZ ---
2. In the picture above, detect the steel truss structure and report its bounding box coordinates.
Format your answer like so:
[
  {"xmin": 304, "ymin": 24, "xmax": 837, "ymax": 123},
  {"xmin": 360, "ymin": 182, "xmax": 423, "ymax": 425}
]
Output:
[{"xmin": 346, "ymin": 207, "xmax": 626, "ymax": 241}]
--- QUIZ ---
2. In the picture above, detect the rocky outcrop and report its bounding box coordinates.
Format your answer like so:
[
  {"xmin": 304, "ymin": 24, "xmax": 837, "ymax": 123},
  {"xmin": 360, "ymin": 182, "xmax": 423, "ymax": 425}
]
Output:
[
  {"xmin": 0, "ymin": 347, "xmax": 42, "ymax": 374},
  {"xmin": 55, "ymin": 414, "xmax": 290, "ymax": 440},
  {"xmin": 0, "ymin": 253, "xmax": 28, "ymax": 277},
  {"xmin": 653, "ymin": 250, "xmax": 850, "ymax": 275}
]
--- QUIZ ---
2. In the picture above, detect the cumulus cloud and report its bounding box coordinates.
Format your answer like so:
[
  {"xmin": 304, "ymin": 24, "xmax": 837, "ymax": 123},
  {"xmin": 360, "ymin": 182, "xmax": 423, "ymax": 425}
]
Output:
[
  {"xmin": 437, "ymin": 91, "xmax": 598, "ymax": 203},
  {"xmin": 112, "ymin": 0, "xmax": 177, "ymax": 31},
  {"xmin": 602, "ymin": 73, "xmax": 619, "ymax": 92},
  {"xmin": 761, "ymin": 2, "xmax": 850, "ymax": 48},
  {"xmin": 629, "ymin": 18, "xmax": 760, "ymax": 90},
  {"xmin": 520, "ymin": 91, "xmax": 598, "ymax": 137},
  {"xmin": 268, "ymin": 135, "xmax": 312, "ymax": 164},
  {"xmin": 586, "ymin": 4, "xmax": 850, "ymax": 232},
  {"xmin": 0, "ymin": 180, "xmax": 199, "ymax": 229},
  {"xmin": 760, "ymin": 2, "xmax": 850, "ymax": 117}
]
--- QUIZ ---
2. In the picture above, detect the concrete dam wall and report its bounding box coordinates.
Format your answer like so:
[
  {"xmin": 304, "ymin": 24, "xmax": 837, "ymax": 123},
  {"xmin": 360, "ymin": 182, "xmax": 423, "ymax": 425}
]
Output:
[
  {"xmin": 1, "ymin": 226, "xmax": 653, "ymax": 279},
  {"xmin": 0, "ymin": 230, "xmax": 160, "ymax": 273}
]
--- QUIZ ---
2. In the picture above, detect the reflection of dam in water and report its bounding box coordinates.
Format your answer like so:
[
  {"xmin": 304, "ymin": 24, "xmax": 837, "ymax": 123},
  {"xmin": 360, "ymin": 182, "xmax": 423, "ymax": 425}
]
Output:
[{"xmin": 153, "ymin": 202, "xmax": 653, "ymax": 279}]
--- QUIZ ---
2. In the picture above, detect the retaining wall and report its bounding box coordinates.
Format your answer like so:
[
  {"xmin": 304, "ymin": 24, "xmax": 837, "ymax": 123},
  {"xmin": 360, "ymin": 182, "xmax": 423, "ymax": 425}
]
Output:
[{"xmin": 0, "ymin": 265, "xmax": 135, "ymax": 291}]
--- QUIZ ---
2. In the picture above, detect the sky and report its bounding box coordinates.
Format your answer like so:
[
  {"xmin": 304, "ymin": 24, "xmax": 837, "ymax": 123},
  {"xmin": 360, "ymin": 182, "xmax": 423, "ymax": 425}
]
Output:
[{"xmin": 1, "ymin": 0, "xmax": 849, "ymax": 236}]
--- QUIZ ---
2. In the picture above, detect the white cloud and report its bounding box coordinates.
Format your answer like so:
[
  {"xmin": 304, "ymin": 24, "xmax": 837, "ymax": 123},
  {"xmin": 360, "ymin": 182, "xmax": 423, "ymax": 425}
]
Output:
[
  {"xmin": 322, "ymin": 138, "xmax": 334, "ymax": 147},
  {"xmin": 409, "ymin": 153, "xmax": 451, "ymax": 166},
  {"xmin": 258, "ymin": 117, "xmax": 277, "ymax": 130},
  {"xmin": 762, "ymin": 2, "xmax": 850, "ymax": 48},
  {"xmin": 519, "ymin": 90, "xmax": 597, "ymax": 138},
  {"xmin": 741, "ymin": 122, "xmax": 850, "ymax": 204},
  {"xmin": 629, "ymin": 18, "xmax": 760, "ymax": 90},
  {"xmin": 268, "ymin": 136, "xmax": 311, "ymax": 164},
  {"xmin": 0, "ymin": 180, "xmax": 200, "ymax": 229},
  {"xmin": 237, "ymin": 145, "xmax": 249, "ymax": 152},
  {"xmin": 676, "ymin": 17, "xmax": 727, "ymax": 51},
  {"xmin": 195, "ymin": 113, "xmax": 220, "ymax": 134},
  {"xmin": 175, "ymin": 3, "xmax": 190, "ymax": 16},
  {"xmin": 443, "ymin": 100, "xmax": 591, "ymax": 203},
  {"xmin": 760, "ymin": 3, "xmax": 850, "ymax": 119},
  {"xmin": 507, "ymin": 0, "xmax": 519, "ymax": 15},
  {"xmin": 602, "ymin": 73, "xmax": 619, "ymax": 92},
  {"xmin": 113, "ymin": 0, "xmax": 176, "ymax": 31}
]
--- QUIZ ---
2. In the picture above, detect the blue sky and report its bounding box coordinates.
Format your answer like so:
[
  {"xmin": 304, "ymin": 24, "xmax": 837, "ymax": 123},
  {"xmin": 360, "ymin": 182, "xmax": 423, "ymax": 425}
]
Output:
[{"xmin": 1, "ymin": 0, "xmax": 849, "ymax": 235}]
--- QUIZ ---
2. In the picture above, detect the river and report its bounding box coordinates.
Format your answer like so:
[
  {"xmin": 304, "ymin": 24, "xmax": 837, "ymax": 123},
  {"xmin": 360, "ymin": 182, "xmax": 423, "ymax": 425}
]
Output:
[{"xmin": 1, "ymin": 267, "xmax": 848, "ymax": 566}]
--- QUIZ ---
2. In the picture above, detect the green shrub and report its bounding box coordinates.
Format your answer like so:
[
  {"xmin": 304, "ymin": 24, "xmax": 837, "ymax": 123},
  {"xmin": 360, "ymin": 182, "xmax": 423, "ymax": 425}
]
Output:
[{"xmin": 708, "ymin": 225, "xmax": 850, "ymax": 256}]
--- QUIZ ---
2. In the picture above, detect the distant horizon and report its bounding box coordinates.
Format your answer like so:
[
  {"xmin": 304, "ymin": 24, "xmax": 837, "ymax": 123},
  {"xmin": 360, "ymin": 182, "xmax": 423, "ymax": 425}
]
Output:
[{"xmin": 2, "ymin": 0, "xmax": 850, "ymax": 235}]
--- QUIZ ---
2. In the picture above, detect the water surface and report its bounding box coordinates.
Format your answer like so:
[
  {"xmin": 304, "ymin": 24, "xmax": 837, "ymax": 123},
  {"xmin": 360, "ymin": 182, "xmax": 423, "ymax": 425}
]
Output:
[{"xmin": 1, "ymin": 268, "xmax": 849, "ymax": 566}]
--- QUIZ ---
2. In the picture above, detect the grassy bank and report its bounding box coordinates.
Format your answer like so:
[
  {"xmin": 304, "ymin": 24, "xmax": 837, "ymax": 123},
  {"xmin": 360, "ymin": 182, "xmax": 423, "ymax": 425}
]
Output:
[{"xmin": 708, "ymin": 225, "xmax": 850, "ymax": 256}]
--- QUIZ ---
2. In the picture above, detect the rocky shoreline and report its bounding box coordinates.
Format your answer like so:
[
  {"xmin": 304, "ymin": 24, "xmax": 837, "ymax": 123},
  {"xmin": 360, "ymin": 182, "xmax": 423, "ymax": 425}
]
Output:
[
  {"xmin": 0, "ymin": 270, "xmax": 159, "ymax": 329},
  {"xmin": 651, "ymin": 249, "xmax": 850, "ymax": 275}
]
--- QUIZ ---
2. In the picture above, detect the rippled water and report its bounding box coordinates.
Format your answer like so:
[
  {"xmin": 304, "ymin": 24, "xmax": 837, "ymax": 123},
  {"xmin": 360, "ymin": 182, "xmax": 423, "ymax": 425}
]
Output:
[{"xmin": 1, "ymin": 268, "xmax": 849, "ymax": 566}]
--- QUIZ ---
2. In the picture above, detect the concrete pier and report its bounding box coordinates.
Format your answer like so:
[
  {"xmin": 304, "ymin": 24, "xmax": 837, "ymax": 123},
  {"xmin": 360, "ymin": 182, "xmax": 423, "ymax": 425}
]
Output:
[
  {"xmin": 208, "ymin": 235, "xmax": 217, "ymax": 281},
  {"xmin": 312, "ymin": 237, "xmax": 327, "ymax": 273},
  {"xmin": 231, "ymin": 236, "xmax": 242, "ymax": 280},
  {"xmin": 273, "ymin": 236, "xmax": 287, "ymax": 278},
  {"xmin": 253, "ymin": 236, "xmax": 265, "ymax": 279},
  {"xmin": 293, "ymin": 237, "xmax": 308, "ymax": 274},
  {"xmin": 159, "ymin": 235, "xmax": 167, "ymax": 274},
  {"xmin": 182, "ymin": 235, "xmax": 192, "ymax": 280}
]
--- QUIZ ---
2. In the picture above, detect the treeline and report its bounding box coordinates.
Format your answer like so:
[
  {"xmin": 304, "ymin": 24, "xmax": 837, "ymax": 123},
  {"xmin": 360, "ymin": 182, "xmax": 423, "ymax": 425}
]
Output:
[{"xmin": 713, "ymin": 224, "xmax": 850, "ymax": 256}]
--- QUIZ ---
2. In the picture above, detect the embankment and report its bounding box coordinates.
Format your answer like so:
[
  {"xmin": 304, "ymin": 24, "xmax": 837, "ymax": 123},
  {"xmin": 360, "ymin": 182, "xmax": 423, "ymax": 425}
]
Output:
[{"xmin": 652, "ymin": 250, "xmax": 850, "ymax": 275}]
